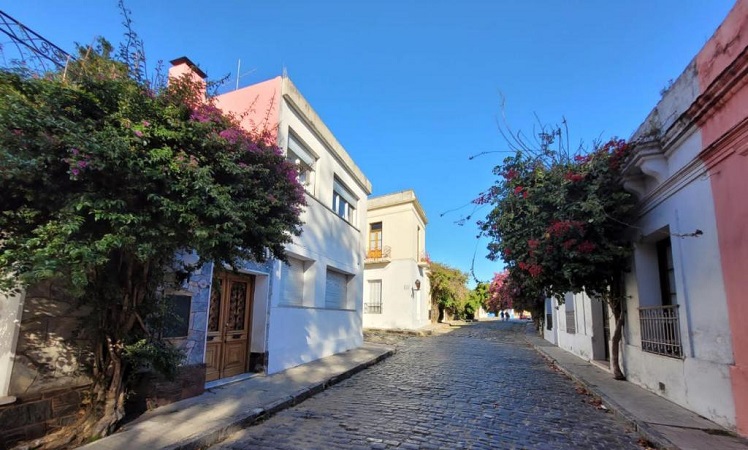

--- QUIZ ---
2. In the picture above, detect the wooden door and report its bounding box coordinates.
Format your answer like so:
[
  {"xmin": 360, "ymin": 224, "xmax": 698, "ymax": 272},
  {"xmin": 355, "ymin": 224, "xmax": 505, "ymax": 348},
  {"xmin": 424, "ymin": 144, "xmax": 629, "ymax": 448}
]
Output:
[{"xmin": 205, "ymin": 272, "xmax": 254, "ymax": 382}]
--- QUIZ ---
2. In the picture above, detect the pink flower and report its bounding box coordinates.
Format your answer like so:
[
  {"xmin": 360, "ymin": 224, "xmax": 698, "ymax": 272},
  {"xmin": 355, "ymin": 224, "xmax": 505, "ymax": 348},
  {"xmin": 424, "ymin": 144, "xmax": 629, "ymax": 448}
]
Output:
[
  {"xmin": 71, "ymin": 168, "xmax": 80, "ymax": 176},
  {"xmin": 564, "ymin": 172, "xmax": 585, "ymax": 183},
  {"xmin": 134, "ymin": 130, "xmax": 143, "ymax": 137},
  {"xmin": 77, "ymin": 160, "xmax": 88, "ymax": 168},
  {"xmin": 503, "ymin": 169, "xmax": 518, "ymax": 180},
  {"xmin": 142, "ymin": 120, "xmax": 150, "ymax": 127}
]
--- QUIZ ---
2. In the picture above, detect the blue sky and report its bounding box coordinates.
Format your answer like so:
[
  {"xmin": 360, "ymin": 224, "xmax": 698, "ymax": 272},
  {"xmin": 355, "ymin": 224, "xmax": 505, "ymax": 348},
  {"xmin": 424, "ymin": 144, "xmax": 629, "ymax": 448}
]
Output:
[{"xmin": 3, "ymin": 1, "xmax": 736, "ymax": 285}]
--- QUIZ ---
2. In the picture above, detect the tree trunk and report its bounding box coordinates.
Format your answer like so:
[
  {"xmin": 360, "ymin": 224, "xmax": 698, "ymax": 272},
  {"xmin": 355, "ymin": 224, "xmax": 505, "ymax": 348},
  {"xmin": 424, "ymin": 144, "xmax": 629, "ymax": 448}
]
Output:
[
  {"xmin": 90, "ymin": 337, "xmax": 127, "ymax": 437},
  {"xmin": 609, "ymin": 294, "xmax": 626, "ymax": 380}
]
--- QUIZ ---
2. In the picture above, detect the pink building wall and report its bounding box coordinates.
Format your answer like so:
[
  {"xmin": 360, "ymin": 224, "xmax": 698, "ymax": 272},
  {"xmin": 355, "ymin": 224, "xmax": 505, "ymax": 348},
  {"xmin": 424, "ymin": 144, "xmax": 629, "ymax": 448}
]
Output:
[
  {"xmin": 695, "ymin": 0, "xmax": 748, "ymax": 436},
  {"xmin": 214, "ymin": 77, "xmax": 282, "ymax": 139}
]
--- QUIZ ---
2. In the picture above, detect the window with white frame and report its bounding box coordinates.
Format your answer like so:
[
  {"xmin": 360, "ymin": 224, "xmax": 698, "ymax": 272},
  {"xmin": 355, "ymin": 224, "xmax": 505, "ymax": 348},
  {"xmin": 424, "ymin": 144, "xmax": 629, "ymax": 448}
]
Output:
[
  {"xmin": 332, "ymin": 178, "xmax": 357, "ymax": 223},
  {"xmin": 365, "ymin": 280, "xmax": 382, "ymax": 314},
  {"xmin": 281, "ymin": 256, "xmax": 306, "ymax": 307},
  {"xmin": 286, "ymin": 132, "xmax": 316, "ymax": 195},
  {"xmin": 325, "ymin": 268, "xmax": 350, "ymax": 309}
]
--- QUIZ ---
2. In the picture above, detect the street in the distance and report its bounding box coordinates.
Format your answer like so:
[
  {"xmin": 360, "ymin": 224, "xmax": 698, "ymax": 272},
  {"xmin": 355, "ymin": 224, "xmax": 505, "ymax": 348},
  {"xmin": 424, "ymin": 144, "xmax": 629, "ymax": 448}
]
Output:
[{"xmin": 211, "ymin": 321, "xmax": 641, "ymax": 450}]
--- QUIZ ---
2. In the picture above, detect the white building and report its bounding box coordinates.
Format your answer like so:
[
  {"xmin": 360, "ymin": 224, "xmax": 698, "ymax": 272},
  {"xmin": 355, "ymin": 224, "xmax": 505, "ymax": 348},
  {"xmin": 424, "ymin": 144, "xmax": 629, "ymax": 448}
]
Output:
[
  {"xmin": 541, "ymin": 0, "xmax": 748, "ymax": 430},
  {"xmin": 543, "ymin": 292, "xmax": 610, "ymax": 365},
  {"xmin": 362, "ymin": 190, "xmax": 431, "ymax": 331},
  {"xmin": 211, "ymin": 70, "xmax": 373, "ymax": 377}
]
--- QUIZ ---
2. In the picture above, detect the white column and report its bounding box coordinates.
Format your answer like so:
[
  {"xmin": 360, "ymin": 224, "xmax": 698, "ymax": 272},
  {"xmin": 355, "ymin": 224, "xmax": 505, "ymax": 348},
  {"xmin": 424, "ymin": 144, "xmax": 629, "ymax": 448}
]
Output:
[{"xmin": 0, "ymin": 289, "xmax": 25, "ymax": 401}]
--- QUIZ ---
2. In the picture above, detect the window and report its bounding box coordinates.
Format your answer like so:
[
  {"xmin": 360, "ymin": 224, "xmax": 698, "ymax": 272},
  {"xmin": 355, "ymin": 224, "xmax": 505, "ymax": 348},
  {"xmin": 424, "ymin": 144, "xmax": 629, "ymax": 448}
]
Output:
[
  {"xmin": 281, "ymin": 257, "xmax": 306, "ymax": 307},
  {"xmin": 369, "ymin": 222, "xmax": 382, "ymax": 258},
  {"xmin": 325, "ymin": 268, "xmax": 350, "ymax": 309},
  {"xmin": 657, "ymin": 238, "xmax": 676, "ymax": 306},
  {"xmin": 545, "ymin": 298, "xmax": 554, "ymax": 331},
  {"xmin": 365, "ymin": 280, "xmax": 382, "ymax": 314},
  {"xmin": 163, "ymin": 294, "xmax": 191, "ymax": 338},
  {"xmin": 332, "ymin": 178, "xmax": 357, "ymax": 222},
  {"xmin": 286, "ymin": 133, "xmax": 316, "ymax": 194},
  {"xmin": 640, "ymin": 237, "xmax": 683, "ymax": 358},
  {"xmin": 565, "ymin": 293, "xmax": 576, "ymax": 334}
]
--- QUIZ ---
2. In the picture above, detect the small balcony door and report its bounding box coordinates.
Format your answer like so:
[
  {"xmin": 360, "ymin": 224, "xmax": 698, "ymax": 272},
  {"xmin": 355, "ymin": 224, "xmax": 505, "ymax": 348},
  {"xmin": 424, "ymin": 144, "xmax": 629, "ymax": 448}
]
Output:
[
  {"xmin": 368, "ymin": 222, "xmax": 383, "ymax": 258},
  {"xmin": 205, "ymin": 272, "xmax": 254, "ymax": 382}
]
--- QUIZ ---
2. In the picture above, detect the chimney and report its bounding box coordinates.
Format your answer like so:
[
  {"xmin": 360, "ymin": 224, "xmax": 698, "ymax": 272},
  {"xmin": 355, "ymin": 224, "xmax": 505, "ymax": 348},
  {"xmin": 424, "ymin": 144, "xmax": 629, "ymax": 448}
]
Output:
[{"xmin": 168, "ymin": 56, "xmax": 207, "ymax": 98}]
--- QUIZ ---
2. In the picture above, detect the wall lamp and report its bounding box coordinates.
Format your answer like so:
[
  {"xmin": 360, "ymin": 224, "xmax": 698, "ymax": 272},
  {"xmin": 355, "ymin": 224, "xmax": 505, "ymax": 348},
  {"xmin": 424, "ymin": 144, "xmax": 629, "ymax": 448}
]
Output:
[{"xmin": 412, "ymin": 279, "xmax": 421, "ymax": 294}]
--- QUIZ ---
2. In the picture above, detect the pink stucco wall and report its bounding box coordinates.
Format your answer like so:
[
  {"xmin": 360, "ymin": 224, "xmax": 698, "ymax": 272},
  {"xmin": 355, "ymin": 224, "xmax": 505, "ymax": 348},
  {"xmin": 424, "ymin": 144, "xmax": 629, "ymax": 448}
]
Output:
[
  {"xmin": 168, "ymin": 58, "xmax": 207, "ymax": 99},
  {"xmin": 214, "ymin": 77, "xmax": 282, "ymax": 139},
  {"xmin": 696, "ymin": 0, "xmax": 748, "ymax": 437}
]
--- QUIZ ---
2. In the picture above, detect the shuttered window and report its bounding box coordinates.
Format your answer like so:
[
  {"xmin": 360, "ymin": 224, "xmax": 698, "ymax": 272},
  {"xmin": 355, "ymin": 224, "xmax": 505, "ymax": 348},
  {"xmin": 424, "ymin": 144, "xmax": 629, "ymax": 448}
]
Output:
[
  {"xmin": 287, "ymin": 133, "xmax": 316, "ymax": 194},
  {"xmin": 281, "ymin": 257, "xmax": 305, "ymax": 307},
  {"xmin": 325, "ymin": 269, "xmax": 349, "ymax": 309},
  {"xmin": 332, "ymin": 178, "xmax": 357, "ymax": 223},
  {"xmin": 365, "ymin": 280, "xmax": 382, "ymax": 314}
]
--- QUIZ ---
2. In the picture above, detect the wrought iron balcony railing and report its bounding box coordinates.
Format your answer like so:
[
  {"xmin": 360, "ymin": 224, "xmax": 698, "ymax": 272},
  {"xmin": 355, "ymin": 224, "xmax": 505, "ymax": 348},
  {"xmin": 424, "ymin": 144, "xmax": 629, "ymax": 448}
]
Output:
[
  {"xmin": 365, "ymin": 246, "xmax": 391, "ymax": 262},
  {"xmin": 639, "ymin": 305, "xmax": 683, "ymax": 358},
  {"xmin": 0, "ymin": 10, "xmax": 73, "ymax": 73}
]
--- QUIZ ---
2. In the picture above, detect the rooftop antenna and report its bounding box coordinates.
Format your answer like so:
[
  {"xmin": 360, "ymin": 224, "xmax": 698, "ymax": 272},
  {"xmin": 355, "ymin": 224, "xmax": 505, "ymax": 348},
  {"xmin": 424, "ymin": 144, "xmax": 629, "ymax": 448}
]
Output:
[{"xmin": 234, "ymin": 59, "xmax": 256, "ymax": 90}]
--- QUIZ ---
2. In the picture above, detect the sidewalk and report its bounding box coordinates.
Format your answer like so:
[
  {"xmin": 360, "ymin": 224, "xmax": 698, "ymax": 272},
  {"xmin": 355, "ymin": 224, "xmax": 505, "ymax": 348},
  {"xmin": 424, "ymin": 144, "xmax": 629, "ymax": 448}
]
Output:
[
  {"xmin": 525, "ymin": 331, "xmax": 748, "ymax": 450},
  {"xmin": 80, "ymin": 343, "xmax": 394, "ymax": 450}
]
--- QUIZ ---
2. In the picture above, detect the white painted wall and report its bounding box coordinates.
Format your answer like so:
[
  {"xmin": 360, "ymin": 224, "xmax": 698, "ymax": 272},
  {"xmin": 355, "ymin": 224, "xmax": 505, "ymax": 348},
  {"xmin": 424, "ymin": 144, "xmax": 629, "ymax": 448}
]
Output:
[
  {"xmin": 264, "ymin": 85, "xmax": 369, "ymax": 374},
  {"xmin": 363, "ymin": 260, "xmax": 430, "ymax": 330},
  {"xmin": 362, "ymin": 191, "xmax": 430, "ymax": 331},
  {"xmin": 543, "ymin": 297, "xmax": 558, "ymax": 345},
  {"xmin": 554, "ymin": 292, "xmax": 607, "ymax": 362},
  {"xmin": 0, "ymin": 290, "xmax": 24, "ymax": 397},
  {"xmin": 622, "ymin": 155, "xmax": 735, "ymax": 428}
]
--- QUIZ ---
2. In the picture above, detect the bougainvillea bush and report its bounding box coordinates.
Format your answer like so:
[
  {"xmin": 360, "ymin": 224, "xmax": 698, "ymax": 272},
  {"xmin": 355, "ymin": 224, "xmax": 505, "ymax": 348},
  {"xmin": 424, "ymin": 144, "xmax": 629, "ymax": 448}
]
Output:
[
  {"xmin": 0, "ymin": 40, "xmax": 305, "ymax": 443},
  {"xmin": 476, "ymin": 131, "xmax": 635, "ymax": 378}
]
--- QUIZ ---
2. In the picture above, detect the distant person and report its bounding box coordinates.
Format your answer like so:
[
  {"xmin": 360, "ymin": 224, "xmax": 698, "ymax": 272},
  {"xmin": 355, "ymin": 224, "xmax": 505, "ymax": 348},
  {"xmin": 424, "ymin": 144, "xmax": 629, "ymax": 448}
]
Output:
[{"xmin": 505, "ymin": 312, "xmax": 510, "ymax": 321}]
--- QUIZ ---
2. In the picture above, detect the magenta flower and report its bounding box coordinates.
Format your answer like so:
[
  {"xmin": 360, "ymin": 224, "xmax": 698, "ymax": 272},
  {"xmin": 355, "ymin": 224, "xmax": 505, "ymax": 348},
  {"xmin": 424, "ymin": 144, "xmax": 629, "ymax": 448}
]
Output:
[
  {"xmin": 134, "ymin": 130, "xmax": 144, "ymax": 137},
  {"xmin": 71, "ymin": 168, "xmax": 80, "ymax": 176},
  {"xmin": 77, "ymin": 160, "xmax": 88, "ymax": 168},
  {"xmin": 142, "ymin": 120, "xmax": 150, "ymax": 127}
]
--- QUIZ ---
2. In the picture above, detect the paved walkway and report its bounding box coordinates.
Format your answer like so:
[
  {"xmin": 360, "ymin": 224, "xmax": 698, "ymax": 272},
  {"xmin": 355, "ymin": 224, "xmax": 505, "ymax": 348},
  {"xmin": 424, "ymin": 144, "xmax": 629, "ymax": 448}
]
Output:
[
  {"xmin": 525, "ymin": 328, "xmax": 748, "ymax": 450},
  {"xmin": 79, "ymin": 343, "xmax": 394, "ymax": 450}
]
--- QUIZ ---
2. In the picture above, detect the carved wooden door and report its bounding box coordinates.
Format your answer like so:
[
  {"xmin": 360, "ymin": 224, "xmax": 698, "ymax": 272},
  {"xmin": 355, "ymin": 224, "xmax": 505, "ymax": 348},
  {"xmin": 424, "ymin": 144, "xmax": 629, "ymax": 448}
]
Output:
[{"xmin": 205, "ymin": 272, "xmax": 254, "ymax": 382}]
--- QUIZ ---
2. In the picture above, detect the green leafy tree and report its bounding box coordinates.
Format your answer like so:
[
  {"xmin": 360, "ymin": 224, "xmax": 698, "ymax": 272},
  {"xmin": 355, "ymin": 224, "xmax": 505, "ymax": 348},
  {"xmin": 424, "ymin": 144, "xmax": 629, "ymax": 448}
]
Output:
[
  {"xmin": 428, "ymin": 262, "xmax": 469, "ymax": 321},
  {"xmin": 0, "ymin": 40, "xmax": 305, "ymax": 444},
  {"xmin": 476, "ymin": 128, "xmax": 635, "ymax": 379},
  {"xmin": 467, "ymin": 281, "xmax": 490, "ymax": 318}
]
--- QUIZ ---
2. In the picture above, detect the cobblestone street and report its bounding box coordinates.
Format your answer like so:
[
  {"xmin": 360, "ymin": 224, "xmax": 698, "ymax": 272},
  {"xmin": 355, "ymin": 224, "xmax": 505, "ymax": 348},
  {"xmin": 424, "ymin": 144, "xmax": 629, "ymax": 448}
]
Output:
[{"xmin": 211, "ymin": 321, "xmax": 642, "ymax": 449}]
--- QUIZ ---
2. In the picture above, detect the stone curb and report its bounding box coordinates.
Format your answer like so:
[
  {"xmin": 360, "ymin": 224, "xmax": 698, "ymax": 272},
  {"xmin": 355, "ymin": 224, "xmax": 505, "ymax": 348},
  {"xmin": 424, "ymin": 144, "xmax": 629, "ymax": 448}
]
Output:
[
  {"xmin": 364, "ymin": 328, "xmax": 433, "ymax": 337},
  {"xmin": 525, "ymin": 337, "xmax": 676, "ymax": 450},
  {"xmin": 163, "ymin": 348, "xmax": 396, "ymax": 450}
]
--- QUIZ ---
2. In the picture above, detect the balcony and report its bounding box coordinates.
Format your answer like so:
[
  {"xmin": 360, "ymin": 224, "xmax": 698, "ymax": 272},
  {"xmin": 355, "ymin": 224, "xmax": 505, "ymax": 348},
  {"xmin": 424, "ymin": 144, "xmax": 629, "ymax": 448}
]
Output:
[
  {"xmin": 365, "ymin": 246, "xmax": 391, "ymax": 264},
  {"xmin": 418, "ymin": 251, "xmax": 431, "ymax": 267},
  {"xmin": 639, "ymin": 305, "xmax": 683, "ymax": 358}
]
